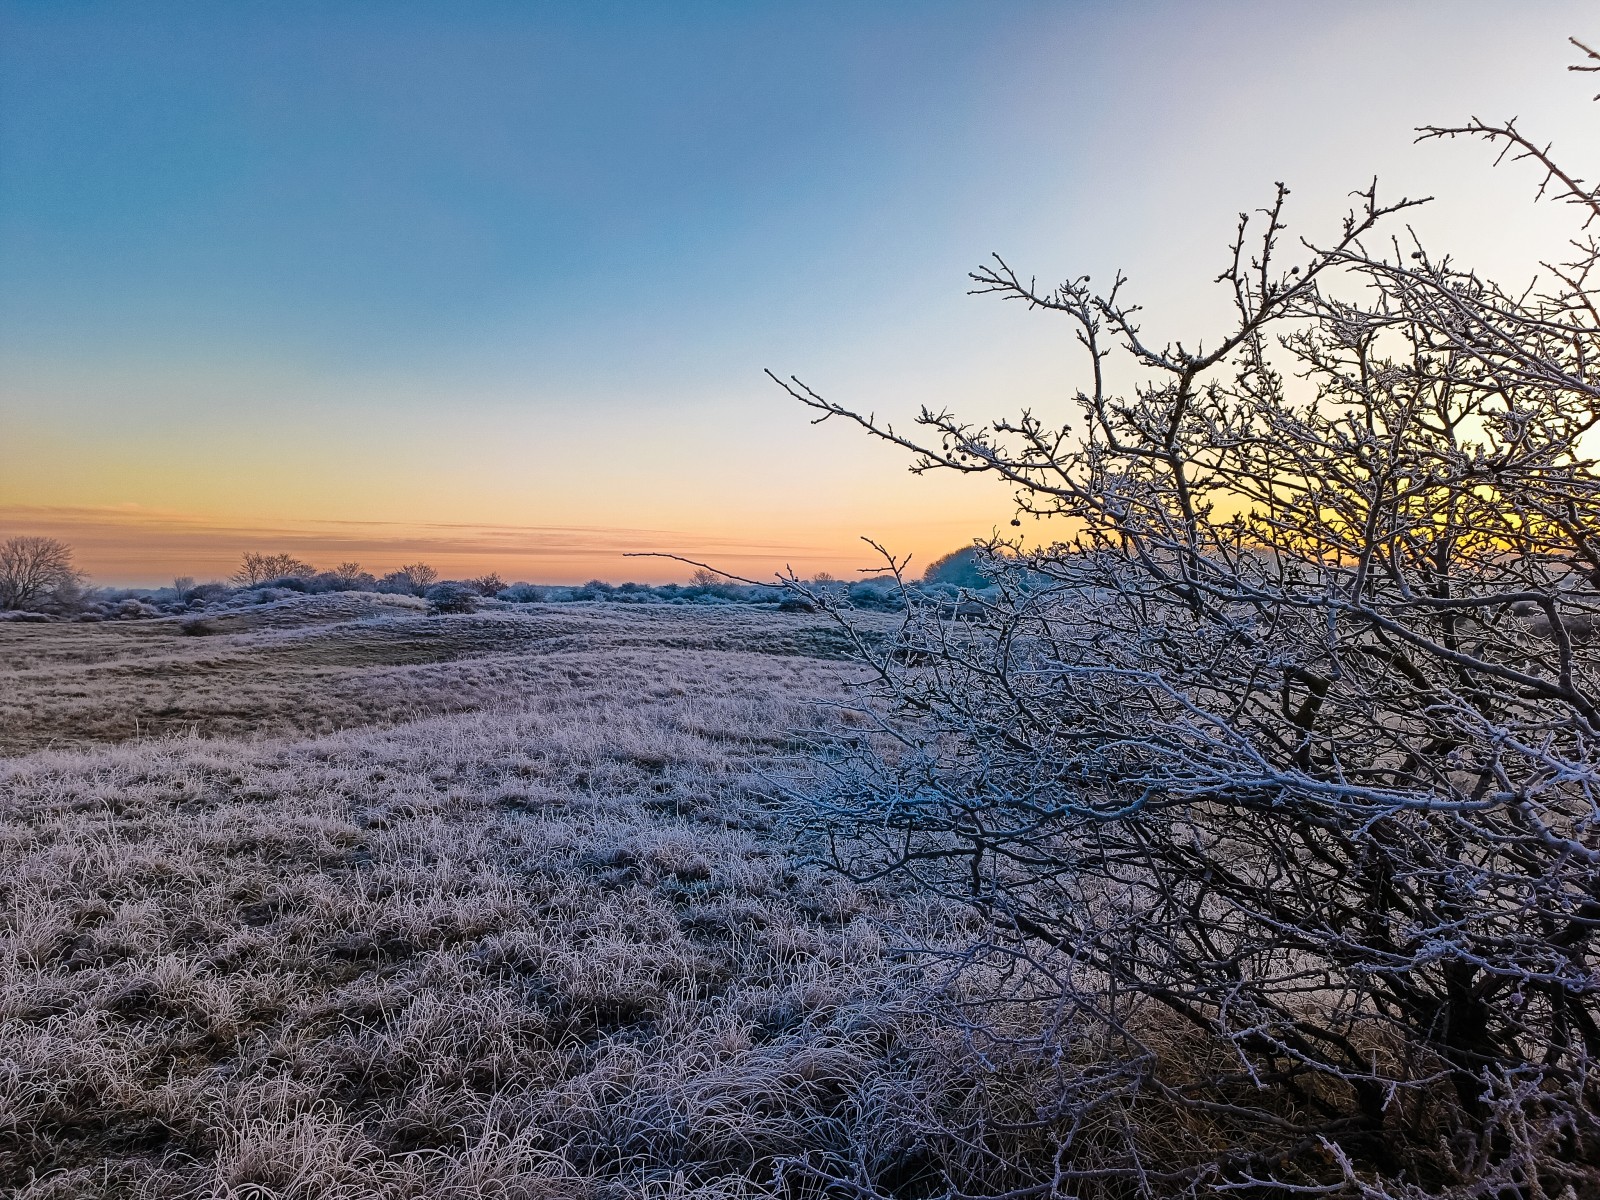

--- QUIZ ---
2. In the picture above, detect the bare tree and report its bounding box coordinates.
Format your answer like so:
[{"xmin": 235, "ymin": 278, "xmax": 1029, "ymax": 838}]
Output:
[
  {"xmin": 375, "ymin": 563, "xmax": 439, "ymax": 596},
  {"xmin": 329, "ymin": 561, "xmax": 370, "ymax": 589},
  {"xmin": 776, "ymin": 40, "xmax": 1600, "ymax": 1197},
  {"xmin": 468, "ymin": 572, "xmax": 506, "ymax": 596},
  {"xmin": 396, "ymin": 562, "xmax": 438, "ymax": 593},
  {"xmin": 233, "ymin": 552, "xmax": 315, "ymax": 586},
  {"xmin": 0, "ymin": 536, "xmax": 82, "ymax": 611}
]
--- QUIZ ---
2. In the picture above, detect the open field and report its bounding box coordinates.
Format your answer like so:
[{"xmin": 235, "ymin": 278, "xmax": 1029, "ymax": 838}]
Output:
[
  {"xmin": 0, "ymin": 597, "xmax": 1055, "ymax": 1199},
  {"xmin": 0, "ymin": 595, "xmax": 865, "ymax": 756}
]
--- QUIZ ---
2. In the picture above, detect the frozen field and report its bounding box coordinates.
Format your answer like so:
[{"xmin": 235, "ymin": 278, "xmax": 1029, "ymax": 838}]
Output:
[{"xmin": 0, "ymin": 597, "xmax": 1059, "ymax": 1198}]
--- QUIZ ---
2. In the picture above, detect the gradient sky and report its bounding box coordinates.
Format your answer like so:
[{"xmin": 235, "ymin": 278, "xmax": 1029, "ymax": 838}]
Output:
[{"xmin": 1, "ymin": 1, "xmax": 1593, "ymax": 584}]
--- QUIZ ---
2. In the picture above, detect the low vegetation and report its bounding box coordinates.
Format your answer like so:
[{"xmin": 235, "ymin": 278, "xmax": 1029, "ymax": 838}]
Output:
[
  {"xmin": 1, "ymin": 596, "xmax": 1052, "ymax": 1198},
  {"xmin": 0, "ymin": 551, "xmax": 980, "ymax": 625}
]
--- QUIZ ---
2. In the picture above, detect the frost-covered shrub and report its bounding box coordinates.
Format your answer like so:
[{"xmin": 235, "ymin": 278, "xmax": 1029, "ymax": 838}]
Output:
[
  {"xmin": 920, "ymin": 545, "xmax": 990, "ymax": 589},
  {"xmin": 114, "ymin": 598, "xmax": 160, "ymax": 620},
  {"xmin": 468, "ymin": 573, "xmax": 506, "ymax": 596},
  {"xmin": 224, "ymin": 586, "xmax": 297, "ymax": 606},
  {"xmin": 425, "ymin": 581, "xmax": 479, "ymax": 614},
  {"xmin": 300, "ymin": 569, "xmax": 374, "ymax": 593},
  {"xmin": 324, "ymin": 562, "xmax": 377, "ymax": 591},
  {"xmin": 377, "ymin": 563, "xmax": 438, "ymax": 595},
  {"xmin": 784, "ymin": 64, "xmax": 1600, "ymax": 1193},
  {"xmin": 847, "ymin": 579, "xmax": 903, "ymax": 612},
  {"xmin": 375, "ymin": 572, "xmax": 412, "ymax": 595},
  {"xmin": 232, "ymin": 552, "xmax": 314, "ymax": 586},
  {"xmin": 497, "ymin": 583, "xmax": 544, "ymax": 603}
]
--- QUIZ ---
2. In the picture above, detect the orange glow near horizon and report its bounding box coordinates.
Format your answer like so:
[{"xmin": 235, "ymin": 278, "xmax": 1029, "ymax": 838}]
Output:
[
  {"xmin": 0, "ymin": 503, "xmax": 1008, "ymax": 587},
  {"xmin": 3, "ymin": 4, "xmax": 1587, "ymax": 592}
]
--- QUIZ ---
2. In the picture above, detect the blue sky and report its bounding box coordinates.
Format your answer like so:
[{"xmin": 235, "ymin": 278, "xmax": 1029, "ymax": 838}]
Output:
[{"xmin": 1, "ymin": 0, "xmax": 1593, "ymax": 581}]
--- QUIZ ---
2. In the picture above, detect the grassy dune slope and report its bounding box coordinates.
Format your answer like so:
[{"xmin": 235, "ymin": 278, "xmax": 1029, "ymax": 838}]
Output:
[
  {"xmin": 0, "ymin": 597, "xmax": 860, "ymax": 755},
  {"xmin": 0, "ymin": 599, "xmax": 1029, "ymax": 1199}
]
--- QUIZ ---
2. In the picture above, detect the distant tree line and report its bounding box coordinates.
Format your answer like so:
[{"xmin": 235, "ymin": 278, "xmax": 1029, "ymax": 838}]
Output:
[{"xmin": 0, "ymin": 540, "xmax": 1001, "ymax": 623}]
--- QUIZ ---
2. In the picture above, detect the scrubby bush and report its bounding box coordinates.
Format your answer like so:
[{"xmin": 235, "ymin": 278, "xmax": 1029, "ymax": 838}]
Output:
[
  {"xmin": 920, "ymin": 546, "xmax": 989, "ymax": 589},
  {"xmin": 304, "ymin": 567, "xmax": 377, "ymax": 592},
  {"xmin": 425, "ymin": 580, "xmax": 479, "ymax": 614},
  {"xmin": 468, "ymin": 572, "xmax": 506, "ymax": 596},
  {"xmin": 260, "ymin": 574, "xmax": 311, "ymax": 592},
  {"xmin": 497, "ymin": 582, "xmax": 544, "ymax": 603},
  {"xmin": 114, "ymin": 598, "xmax": 160, "ymax": 620},
  {"xmin": 781, "ymin": 45, "xmax": 1600, "ymax": 1197},
  {"xmin": 226, "ymin": 586, "xmax": 299, "ymax": 606},
  {"xmin": 377, "ymin": 563, "xmax": 439, "ymax": 595},
  {"xmin": 398, "ymin": 562, "xmax": 438, "ymax": 591},
  {"xmin": 327, "ymin": 561, "xmax": 374, "ymax": 590},
  {"xmin": 233, "ymin": 552, "xmax": 314, "ymax": 586},
  {"xmin": 846, "ymin": 578, "xmax": 902, "ymax": 611}
]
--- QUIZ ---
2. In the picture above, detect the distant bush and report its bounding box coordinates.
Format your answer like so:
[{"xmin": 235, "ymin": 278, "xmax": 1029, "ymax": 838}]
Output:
[
  {"xmin": 114, "ymin": 598, "xmax": 160, "ymax": 620},
  {"xmin": 502, "ymin": 578, "xmax": 803, "ymax": 606},
  {"xmin": 847, "ymin": 578, "xmax": 904, "ymax": 611},
  {"xmin": 308, "ymin": 568, "xmax": 377, "ymax": 593},
  {"xmin": 399, "ymin": 563, "xmax": 438, "ymax": 591},
  {"xmin": 425, "ymin": 581, "xmax": 479, "ymax": 614},
  {"xmin": 497, "ymin": 583, "xmax": 544, "ymax": 603},
  {"xmin": 375, "ymin": 572, "xmax": 409, "ymax": 594},
  {"xmin": 226, "ymin": 587, "xmax": 298, "ymax": 606},
  {"xmin": 468, "ymin": 573, "xmax": 506, "ymax": 596},
  {"xmin": 377, "ymin": 563, "xmax": 439, "ymax": 595},
  {"xmin": 233, "ymin": 552, "xmax": 315, "ymax": 586},
  {"xmin": 920, "ymin": 546, "xmax": 989, "ymax": 589},
  {"xmin": 327, "ymin": 562, "xmax": 373, "ymax": 590}
]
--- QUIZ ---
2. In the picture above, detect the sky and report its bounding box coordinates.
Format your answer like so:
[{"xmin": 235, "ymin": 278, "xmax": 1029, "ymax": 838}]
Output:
[{"xmin": 1, "ymin": 0, "xmax": 1595, "ymax": 584}]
